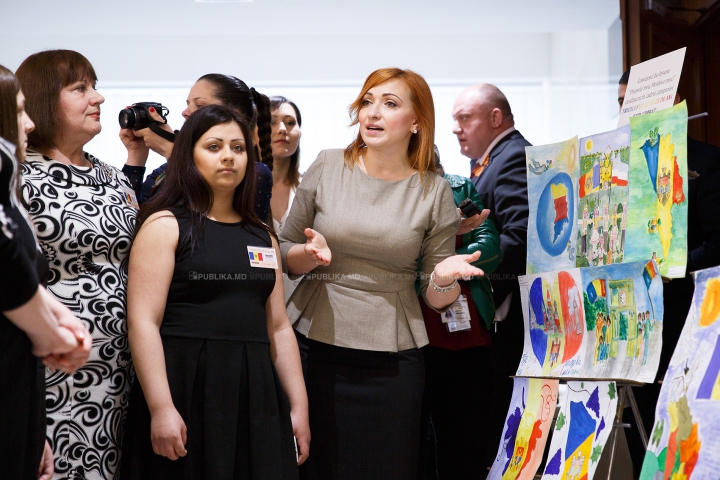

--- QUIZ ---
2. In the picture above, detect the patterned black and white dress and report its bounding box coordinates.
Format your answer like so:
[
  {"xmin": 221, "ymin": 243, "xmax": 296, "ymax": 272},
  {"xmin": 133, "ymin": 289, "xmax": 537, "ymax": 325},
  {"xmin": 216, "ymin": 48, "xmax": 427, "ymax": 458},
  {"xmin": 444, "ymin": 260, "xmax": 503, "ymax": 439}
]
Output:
[{"xmin": 22, "ymin": 150, "xmax": 137, "ymax": 480}]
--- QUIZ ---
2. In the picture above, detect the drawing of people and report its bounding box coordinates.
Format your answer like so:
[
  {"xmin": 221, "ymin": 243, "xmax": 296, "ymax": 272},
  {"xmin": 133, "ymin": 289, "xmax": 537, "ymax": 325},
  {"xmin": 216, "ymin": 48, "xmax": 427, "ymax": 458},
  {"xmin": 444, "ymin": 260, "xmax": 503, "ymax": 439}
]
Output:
[
  {"xmin": 643, "ymin": 310, "xmax": 652, "ymax": 364},
  {"xmin": 581, "ymin": 204, "xmax": 589, "ymax": 256},
  {"xmin": 600, "ymin": 321, "xmax": 609, "ymax": 360},
  {"xmin": 590, "ymin": 227, "xmax": 600, "ymax": 266},
  {"xmin": 635, "ymin": 312, "xmax": 643, "ymax": 359},
  {"xmin": 603, "ymin": 201, "xmax": 610, "ymax": 230},
  {"xmin": 553, "ymin": 300, "xmax": 561, "ymax": 332},
  {"xmin": 620, "ymin": 202, "xmax": 627, "ymax": 250},
  {"xmin": 612, "ymin": 204, "xmax": 618, "ymax": 228}
]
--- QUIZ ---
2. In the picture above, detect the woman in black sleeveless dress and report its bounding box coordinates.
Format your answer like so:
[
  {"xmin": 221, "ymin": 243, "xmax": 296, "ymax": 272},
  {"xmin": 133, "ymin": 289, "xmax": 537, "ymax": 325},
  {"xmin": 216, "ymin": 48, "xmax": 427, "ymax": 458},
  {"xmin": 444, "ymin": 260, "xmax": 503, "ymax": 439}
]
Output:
[{"xmin": 121, "ymin": 105, "xmax": 309, "ymax": 480}]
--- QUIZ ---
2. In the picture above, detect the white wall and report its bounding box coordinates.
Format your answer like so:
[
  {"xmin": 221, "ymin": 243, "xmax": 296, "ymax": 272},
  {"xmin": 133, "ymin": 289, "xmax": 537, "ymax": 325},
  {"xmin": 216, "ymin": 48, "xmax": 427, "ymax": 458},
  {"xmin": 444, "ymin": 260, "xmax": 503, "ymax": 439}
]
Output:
[
  {"xmin": 85, "ymin": 75, "xmax": 619, "ymax": 178},
  {"xmin": 1, "ymin": 1, "xmax": 623, "ymax": 178}
]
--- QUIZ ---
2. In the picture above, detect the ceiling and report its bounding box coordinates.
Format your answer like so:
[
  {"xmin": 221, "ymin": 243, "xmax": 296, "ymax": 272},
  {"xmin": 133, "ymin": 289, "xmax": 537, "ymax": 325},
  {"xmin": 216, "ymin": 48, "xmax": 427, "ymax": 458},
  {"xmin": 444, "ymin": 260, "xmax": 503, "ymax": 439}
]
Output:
[{"xmin": 0, "ymin": 0, "xmax": 619, "ymax": 37}]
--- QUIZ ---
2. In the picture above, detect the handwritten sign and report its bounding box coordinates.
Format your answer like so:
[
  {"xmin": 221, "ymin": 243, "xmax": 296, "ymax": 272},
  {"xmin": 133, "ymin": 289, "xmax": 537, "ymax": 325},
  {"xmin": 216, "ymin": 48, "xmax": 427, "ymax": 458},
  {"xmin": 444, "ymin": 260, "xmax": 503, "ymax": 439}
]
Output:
[{"xmin": 618, "ymin": 48, "xmax": 685, "ymax": 127}]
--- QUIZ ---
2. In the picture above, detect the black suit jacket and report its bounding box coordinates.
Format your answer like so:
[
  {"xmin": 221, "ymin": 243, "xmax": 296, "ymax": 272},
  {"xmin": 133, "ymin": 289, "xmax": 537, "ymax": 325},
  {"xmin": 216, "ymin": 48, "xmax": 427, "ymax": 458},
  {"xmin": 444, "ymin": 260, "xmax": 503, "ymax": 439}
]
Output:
[{"xmin": 472, "ymin": 130, "xmax": 531, "ymax": 305}]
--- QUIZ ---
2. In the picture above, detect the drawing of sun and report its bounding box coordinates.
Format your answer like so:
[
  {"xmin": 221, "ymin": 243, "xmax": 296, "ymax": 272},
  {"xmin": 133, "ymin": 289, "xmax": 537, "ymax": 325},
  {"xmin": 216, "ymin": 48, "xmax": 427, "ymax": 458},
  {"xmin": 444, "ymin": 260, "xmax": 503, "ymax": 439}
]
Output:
[{"xmin": 585, "ymin": 139, "xmax": 593, "ymax": 152}]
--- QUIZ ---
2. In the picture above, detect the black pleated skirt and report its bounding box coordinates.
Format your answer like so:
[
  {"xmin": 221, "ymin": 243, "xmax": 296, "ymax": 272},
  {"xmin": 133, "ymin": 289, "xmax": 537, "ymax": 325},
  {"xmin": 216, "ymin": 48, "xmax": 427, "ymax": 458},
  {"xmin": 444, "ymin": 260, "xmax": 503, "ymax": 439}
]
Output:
[
  {"xmin": 120, "ymin": 337, "xmax": 298, "ymax": 480},
  {"xmin": 296, "ymin": 333, "xmax": 424, "ymax": 480}
]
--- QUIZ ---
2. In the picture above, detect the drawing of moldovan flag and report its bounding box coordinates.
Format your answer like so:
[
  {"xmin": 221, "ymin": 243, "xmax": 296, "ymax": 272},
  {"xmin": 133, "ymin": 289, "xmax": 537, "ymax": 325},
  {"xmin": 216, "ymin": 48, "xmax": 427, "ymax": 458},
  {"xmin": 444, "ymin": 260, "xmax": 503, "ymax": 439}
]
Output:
[
  {"xmin": 578, "ymin": 164, "xmax": 600, "ymax": 199},
  {"xmin": 249, "ymin": 251, "xmax": 264, "ymax": 261},
  {"xmin": 586, "ymin": 279, "xmax": 606, "ymax": 304}
]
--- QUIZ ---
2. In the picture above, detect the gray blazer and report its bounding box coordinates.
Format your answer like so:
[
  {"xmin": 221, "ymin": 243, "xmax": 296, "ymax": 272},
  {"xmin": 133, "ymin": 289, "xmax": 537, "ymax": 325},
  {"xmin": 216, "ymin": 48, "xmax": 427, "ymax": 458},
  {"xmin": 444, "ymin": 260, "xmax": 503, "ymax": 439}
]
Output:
[{"xmin": 279, "ymin": 149, "xmax": 460, "ymax": 352}]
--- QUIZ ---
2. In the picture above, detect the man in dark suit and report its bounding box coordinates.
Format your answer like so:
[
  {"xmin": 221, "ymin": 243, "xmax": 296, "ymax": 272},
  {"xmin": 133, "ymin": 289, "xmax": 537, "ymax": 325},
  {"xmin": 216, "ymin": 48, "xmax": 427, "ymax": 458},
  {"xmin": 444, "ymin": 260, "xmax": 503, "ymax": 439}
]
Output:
[
  {"xmin": 452, "ymin": 84, "xmax": 531, "ymax": 466},
  {"xmin": 619, "ymin": 72, "xmax": 720, "ymax": 477}
]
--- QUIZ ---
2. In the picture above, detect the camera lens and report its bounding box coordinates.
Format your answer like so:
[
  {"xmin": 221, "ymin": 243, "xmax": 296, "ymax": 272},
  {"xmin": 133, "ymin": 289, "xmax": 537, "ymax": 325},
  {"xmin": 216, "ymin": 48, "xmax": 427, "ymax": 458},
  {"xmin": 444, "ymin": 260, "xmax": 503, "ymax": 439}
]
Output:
[{"xmin": 118, "ymin": 108, "xmax": 136, "ymax": 129}]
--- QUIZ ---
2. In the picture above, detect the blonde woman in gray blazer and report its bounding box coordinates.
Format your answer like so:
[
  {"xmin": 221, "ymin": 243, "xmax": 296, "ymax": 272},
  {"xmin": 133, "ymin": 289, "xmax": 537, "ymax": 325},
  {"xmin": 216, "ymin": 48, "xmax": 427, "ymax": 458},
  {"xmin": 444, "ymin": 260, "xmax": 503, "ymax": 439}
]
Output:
[{"xmin": 279, "ymin": 68, "xmax": 488, "ymax": 480}]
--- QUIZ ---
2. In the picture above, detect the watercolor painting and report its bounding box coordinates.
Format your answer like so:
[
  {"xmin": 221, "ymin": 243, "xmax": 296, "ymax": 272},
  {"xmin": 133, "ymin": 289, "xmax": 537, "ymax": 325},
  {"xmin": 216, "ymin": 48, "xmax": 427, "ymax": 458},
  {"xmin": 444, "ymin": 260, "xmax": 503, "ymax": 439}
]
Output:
[
  {"xmin": 488, "ymin": 377, "xmax": 560, "ymax": 480},
  {"xmin": 576, "ymin": 126, "xmax": 630, "ymax": 268},
  {"xmin": 625, "ymin": 101, "xmax": 688, "ymax": 278},
  {"xmin": 517, "ymin": 260, "xmax": 663, "ymax": 381},
  {"xmin": 526, "ymin": 136, "xmax": 579, "ymax": 274},
  {"xmin": 541, "ymin": 381, "xmax": 619, "ymax": 480},
  {"xmin": 640, "ymin": 265, "xmax": 720, "ymax": 479},
  {"xmin": 580, "ymin": 259, "xmax": 664, "ymax": 382},
  {"xmin": 517, "ymin": 268, "xmax": 587, "ymax": 377}
]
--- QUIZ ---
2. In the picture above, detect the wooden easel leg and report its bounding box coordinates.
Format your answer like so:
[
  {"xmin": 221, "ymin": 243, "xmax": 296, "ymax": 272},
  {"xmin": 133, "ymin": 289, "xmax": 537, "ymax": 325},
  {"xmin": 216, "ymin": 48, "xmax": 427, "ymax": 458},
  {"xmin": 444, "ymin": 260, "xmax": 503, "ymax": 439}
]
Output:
[
  {"xmin": 625, "ymin": 386, "xmax": 648, "ymax": 449},
  {"xmin": 606, "ymin": 385, "xmax": 628, "ymax": 480}
]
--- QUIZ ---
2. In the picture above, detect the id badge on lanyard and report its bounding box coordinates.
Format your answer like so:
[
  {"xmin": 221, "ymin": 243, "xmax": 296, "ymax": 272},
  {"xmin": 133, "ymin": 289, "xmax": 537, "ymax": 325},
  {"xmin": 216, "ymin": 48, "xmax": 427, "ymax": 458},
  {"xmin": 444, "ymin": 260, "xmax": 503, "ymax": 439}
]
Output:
[{"xmin": 441, "ymin": 294, "xmax": 472, "ymax": 332}]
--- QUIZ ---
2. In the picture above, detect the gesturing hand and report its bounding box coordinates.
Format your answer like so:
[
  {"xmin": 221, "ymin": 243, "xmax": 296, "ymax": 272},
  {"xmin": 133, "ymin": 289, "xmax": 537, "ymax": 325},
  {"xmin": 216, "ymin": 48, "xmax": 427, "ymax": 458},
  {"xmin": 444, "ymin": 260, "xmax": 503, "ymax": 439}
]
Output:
[
  {"xmin": 433, "ymin": 251, "xmax": 485, "ymax": 282},
  {"xmin": 303, "ymin": 228, "xmax": 331, "ymax": 266},
  {"xmin": 151, "ymin": 406, "xmax": 187, "ymax": 460},
  {"xmin": 457, "ymin": 208, "xmax": 490, "ymax": 236}
]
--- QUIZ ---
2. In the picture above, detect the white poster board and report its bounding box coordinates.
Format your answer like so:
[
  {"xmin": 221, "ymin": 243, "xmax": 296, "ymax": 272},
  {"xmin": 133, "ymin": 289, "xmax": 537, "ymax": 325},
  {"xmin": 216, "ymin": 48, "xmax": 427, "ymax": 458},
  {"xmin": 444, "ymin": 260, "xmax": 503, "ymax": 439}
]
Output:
[{"xmin": 618, "ymin": 47, "xmax": 685, "ymax": 127}]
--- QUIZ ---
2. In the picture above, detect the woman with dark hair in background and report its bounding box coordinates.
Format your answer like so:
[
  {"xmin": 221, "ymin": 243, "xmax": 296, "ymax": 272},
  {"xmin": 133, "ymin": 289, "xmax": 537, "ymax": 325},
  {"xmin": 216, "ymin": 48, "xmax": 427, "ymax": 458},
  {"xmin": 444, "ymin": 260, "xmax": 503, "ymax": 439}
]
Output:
[
  {"xmin": 279, "ymin": 68, "xmax": 483, "ymax": 479},
  {"xmin": 123, "ymin": 74, "xmax": 275, "ymax": 221},
  {"xmin": 121, "ymin": 105, "xmax": 308, "ymax": 479},
  {"xmin": 269, "ymin": 96, "xmax": 302, "ymax": 233},
  {"xmin": 269, "ymin": 96, "xmax": 303, "ymax": 300},
  {"xmin": 16, "ymin": 49, "xmax": 141, "ymax": 479},
  {"xmin": 0, "ymin": 64, "xmax": 91, "ymax": 480}
]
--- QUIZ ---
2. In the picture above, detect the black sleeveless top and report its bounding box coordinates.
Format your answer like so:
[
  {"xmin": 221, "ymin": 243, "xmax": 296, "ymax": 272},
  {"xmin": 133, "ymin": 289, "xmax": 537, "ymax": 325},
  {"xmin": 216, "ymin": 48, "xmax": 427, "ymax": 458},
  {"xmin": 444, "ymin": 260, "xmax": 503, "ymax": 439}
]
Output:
[
  {"xmin": 161, "ymin": 208, "xmax": 276, "ymax": 342},
  {"xmin": 121, "ymin": 207, "xmax": 298, "ymax": 480}
]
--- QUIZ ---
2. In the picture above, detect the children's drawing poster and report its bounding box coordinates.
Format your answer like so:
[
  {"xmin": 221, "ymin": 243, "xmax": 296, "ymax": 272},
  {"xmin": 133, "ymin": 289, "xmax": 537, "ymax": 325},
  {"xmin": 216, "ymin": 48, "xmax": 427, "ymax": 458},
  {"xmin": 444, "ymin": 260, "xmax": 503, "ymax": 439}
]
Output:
[
  {"xmin": 526, "ymin": 136, "xmax": 579, "ymax": 274},
  {"xmin": 576, "ymin": 126, "xmax": 630, "ymax": 268},
  {"xmin": 640, "ymin": 265, "xmax": 720, "ymax": 480},
  {"xmin": 517, "ymin": 268, "xmax": 587, "ymax": 377},
  {"xmin": 517, "ymin": 260, "xmax": 663, "ymax": 381},
  {"xmin": 541, "ymin": 381, "xmax": 618, "ymax": 480},
  {"xmin": 580, "ymin": 259, "xmax": 664, "ymax": 382},
  {"xmin": 625, "ymin": 101, "xmax": 688, "ymax": 278},
  {"xmin": 488, "ymin": 377, "xmax": 559, "ymax": 480}
]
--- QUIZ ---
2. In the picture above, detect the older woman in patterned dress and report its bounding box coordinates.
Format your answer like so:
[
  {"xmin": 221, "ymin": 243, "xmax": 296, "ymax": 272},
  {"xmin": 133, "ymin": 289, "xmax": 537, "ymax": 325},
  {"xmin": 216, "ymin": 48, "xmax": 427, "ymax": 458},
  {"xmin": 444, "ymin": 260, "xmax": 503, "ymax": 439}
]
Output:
[{"xmin": 16, "ymin": 50, "xmax": 145, "ymax": 480}]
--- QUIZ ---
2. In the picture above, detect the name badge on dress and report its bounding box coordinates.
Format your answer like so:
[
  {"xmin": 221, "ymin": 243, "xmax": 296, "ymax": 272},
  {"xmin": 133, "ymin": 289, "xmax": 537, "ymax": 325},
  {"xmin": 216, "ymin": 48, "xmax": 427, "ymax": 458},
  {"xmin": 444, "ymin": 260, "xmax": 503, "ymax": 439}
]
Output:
[
  {"xmin": 247, "ymin": 246, "xmax": 279, "ymax": 269},
  {"xmin": 119, "ymin": 186, "xmax": 140, "ymax": 210},
  {"xmin": 442, "ymin": 294, "xmax": 472, "ymax": 332}
]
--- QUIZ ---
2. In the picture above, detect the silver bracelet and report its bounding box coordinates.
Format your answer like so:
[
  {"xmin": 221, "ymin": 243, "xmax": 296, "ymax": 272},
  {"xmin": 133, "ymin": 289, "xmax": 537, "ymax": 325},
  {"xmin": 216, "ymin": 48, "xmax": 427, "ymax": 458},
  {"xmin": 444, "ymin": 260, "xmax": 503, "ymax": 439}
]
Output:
[{"xmin": 430, "ymin": 271, "xmax": 458, "ymax": 293}]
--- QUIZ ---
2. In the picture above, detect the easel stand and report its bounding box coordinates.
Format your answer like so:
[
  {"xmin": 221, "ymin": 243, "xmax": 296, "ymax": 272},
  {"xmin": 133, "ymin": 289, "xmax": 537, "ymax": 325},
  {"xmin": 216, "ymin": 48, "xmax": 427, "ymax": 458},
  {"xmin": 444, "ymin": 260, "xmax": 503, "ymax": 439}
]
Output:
[{"xmin": 605, "ymin": 383, "xmax": 648, "ymax": 480}]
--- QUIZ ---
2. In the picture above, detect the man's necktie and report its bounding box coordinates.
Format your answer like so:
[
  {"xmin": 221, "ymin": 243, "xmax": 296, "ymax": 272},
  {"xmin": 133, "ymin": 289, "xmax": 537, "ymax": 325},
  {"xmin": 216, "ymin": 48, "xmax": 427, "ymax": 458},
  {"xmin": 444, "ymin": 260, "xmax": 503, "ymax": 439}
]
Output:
[{"xmin": 471, "ymin": 155, "xmax": 490, "ymax": 180}]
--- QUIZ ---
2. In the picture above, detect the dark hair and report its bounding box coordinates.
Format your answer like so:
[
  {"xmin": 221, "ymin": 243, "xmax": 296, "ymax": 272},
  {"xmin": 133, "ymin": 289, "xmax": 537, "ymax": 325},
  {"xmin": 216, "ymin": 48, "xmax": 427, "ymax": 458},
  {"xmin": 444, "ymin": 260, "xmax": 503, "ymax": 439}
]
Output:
[
  {"xmin": 270, "ymin": 96, "xmax": 302, "ymax": 188},
  {"xmin": 15, "ymin": 50, "xmax": 98, "ymax": 150},
  {"xmin": 0, "ymin": 65, "xmax": 20, "ymax": 147},
  {"xmin": 136, "ymin": 105, "xmax": 272, "ymax": 252},
  {"xmin": 619, "ymin": 70, "xmax": 630, "ymax": 86},
  {"xmin": 197, "ymin": 74, "xmax": 274, "ymax": 170}
]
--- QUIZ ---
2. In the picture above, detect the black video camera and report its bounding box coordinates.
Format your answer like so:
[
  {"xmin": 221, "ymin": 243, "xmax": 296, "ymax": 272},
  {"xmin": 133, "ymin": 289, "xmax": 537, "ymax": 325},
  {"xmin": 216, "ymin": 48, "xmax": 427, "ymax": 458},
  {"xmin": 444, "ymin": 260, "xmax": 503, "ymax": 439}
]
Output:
[
  {"xmin": 118, "ymin": 102, "xmax": 169, "ymax": 130},
  {"xmin": 458, "ymin": 198, "xmax": 483, "ymax": 218}
]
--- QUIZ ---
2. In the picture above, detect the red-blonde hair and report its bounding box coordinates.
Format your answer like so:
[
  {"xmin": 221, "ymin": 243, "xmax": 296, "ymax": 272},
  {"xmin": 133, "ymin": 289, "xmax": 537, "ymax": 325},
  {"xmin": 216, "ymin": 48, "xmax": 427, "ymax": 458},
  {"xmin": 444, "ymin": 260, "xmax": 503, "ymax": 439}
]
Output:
[{"xmin": 344, "ymin": 68, "xmax": 436, "ymax": 177}]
